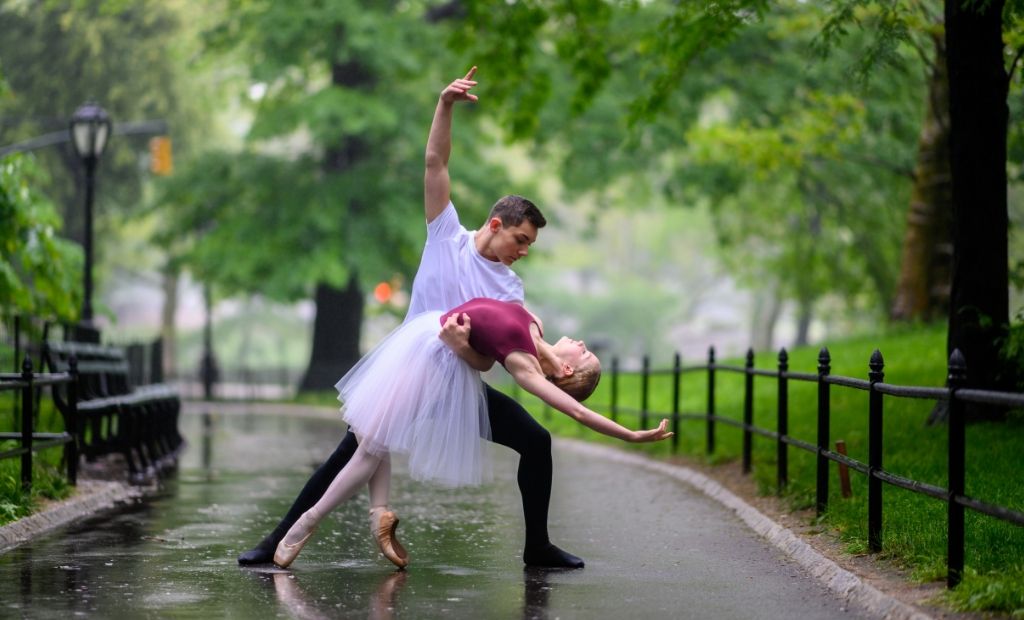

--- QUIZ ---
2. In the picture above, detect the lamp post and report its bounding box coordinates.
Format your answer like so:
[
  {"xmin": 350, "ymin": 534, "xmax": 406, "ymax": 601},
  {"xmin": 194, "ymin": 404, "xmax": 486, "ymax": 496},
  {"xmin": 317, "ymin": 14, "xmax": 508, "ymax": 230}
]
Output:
[{"xmin": 68, "ymin": 102, "xmax": 112, "ymax": 343}]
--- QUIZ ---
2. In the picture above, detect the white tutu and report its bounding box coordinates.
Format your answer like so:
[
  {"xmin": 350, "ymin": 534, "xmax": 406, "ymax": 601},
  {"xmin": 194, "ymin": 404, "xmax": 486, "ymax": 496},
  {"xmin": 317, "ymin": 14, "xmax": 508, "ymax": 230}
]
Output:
[{"xmin": 335, "ymin": 311, "xmax": 491, "ymax": 487}]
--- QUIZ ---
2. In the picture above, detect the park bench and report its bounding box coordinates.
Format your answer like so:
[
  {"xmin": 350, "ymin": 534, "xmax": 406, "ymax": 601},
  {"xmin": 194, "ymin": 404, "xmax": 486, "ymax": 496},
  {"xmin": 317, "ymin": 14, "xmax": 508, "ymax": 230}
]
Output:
[{"xmin": 43, "ymin": 340, "xmax": 183, "ymax": 480}]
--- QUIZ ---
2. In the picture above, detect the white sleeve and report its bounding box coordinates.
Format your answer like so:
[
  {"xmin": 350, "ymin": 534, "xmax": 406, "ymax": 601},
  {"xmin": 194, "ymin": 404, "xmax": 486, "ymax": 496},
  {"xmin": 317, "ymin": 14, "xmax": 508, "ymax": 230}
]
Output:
[{"xmin": 426, "ymin": 201, "xmax": 461, "ymax": 242}]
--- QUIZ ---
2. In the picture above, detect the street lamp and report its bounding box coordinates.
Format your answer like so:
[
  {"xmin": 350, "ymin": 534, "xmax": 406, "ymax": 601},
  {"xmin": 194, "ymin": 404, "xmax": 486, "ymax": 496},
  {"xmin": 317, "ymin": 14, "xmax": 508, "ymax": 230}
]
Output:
[{"xmin": 69, "ymin": 102, "xmax": 112, "ymax": 342}]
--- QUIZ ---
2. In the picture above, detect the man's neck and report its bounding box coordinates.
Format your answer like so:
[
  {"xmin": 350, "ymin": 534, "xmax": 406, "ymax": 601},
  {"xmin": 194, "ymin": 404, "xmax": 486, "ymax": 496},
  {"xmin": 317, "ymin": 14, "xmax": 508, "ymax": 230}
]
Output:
[{"xmin": 474, "ymin": 228, "xmax": 500, "ymax": 262}]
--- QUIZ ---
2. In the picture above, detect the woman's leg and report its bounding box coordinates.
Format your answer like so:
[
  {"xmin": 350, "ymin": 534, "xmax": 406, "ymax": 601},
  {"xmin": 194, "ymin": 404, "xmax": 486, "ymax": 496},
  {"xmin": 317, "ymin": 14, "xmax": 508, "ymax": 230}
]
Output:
[
  {"xmin": 239, "ymin": 430, "xmax": 360, "ymax": 564},
  {"xmin": 281, "ymin": 442, "xmax": 383, "ymax": 546},
  {"xmin": 367, "ymin": 452, "xmax": 391, "ymax": 512},
  {"xmin": 366, "ymin": 453, "xmax": 409, "ymax": 567}
]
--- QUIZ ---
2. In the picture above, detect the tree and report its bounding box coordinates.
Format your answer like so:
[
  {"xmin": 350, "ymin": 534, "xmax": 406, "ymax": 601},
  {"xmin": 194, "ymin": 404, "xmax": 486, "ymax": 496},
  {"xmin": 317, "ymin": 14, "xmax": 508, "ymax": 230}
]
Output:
[
  {"xmin": 159, "ymin": 1, "xmax": 509, "ymax": 389},
  {"xmin": 0, "ymin": 0, "xmax": 213, "ymax": 244},
  {"xmin": 0, "ymin": 154, "xmax": 82, "ymax": 322},
  {"xmin": 450, "ymin": 2, "xmax": 920, "ymax": 337},
  {"xmin": 942, "ymin": 0, "xmax": 1010, "ymax": 393},
  {"xmin": 1, "ymin": 0, "xmax": 219, "ymax": 369},
  {"xmin": 450, "ymin": 0, "xmax": 1020, "ymax": 393}
]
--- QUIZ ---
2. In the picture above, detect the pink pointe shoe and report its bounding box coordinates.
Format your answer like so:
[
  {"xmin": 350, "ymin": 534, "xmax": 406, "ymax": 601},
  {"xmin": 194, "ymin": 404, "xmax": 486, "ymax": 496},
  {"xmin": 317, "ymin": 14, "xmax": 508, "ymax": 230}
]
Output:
[
  {"xmin": 374, "ymin": 510, "xmax": 409, "ymax": 568},
  {"xmin": 273, "ymin": 526, "xmax": 317, "ymax": 568}
]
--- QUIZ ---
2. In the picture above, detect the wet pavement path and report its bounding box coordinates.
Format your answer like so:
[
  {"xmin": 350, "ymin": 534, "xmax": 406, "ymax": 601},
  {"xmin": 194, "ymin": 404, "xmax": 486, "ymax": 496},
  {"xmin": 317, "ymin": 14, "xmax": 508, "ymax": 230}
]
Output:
[{"xmin": 0, "ymin": 407, "xmax": 875, "ymax": 619}]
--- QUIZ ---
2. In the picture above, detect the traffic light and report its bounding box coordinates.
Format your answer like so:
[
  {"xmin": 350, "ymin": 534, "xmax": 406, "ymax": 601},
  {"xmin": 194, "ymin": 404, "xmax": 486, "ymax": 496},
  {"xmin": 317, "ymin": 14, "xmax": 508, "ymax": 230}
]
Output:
[{"xmin": 149, "ymin": 136, "xmax": 172, "ymax": 175}]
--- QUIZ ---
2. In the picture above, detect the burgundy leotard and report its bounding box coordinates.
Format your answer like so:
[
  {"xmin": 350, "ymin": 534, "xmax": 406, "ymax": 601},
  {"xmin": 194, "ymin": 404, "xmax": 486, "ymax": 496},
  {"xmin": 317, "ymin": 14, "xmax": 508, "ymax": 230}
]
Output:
[{"xmin": 440, "ymin": 298, "xmax": 540, "ymax": 364}]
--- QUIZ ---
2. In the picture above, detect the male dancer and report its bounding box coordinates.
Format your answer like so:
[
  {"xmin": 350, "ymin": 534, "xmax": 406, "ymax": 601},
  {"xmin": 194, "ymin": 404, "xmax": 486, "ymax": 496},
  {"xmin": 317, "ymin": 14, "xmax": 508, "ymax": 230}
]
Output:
[{"xmin": 238, "ymin": 67, "xmax": 585, "ymax": 569}]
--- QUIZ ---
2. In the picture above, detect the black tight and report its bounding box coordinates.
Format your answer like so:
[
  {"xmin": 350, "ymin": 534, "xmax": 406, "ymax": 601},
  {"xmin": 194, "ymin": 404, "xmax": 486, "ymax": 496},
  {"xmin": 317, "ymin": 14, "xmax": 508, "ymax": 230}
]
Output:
[{"xmin": 260, "ymin": 384, "xmax": 552, "ymax": 550}]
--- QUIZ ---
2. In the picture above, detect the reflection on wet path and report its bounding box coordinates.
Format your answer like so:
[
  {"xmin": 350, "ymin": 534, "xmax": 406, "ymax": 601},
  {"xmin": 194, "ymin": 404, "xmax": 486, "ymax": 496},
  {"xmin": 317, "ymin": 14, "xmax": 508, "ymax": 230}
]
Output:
[
  {"xmin": 0, "ymin": 407, "xmax": 873, "ymax": 619},
  {"xmin": 0, "ymin": 410, "xmax": 538, "ymax": 618}
]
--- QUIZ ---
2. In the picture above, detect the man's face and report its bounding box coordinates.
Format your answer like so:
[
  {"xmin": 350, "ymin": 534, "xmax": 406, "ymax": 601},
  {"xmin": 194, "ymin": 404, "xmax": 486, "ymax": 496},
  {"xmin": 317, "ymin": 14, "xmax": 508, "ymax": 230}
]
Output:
[{"xmin": 488, "ymin": 219, "xmax": 539, "ymax": 266}]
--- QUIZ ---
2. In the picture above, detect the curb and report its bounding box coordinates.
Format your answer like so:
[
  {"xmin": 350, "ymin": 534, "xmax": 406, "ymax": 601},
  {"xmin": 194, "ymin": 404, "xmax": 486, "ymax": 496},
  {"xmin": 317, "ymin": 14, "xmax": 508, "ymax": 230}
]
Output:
[
  {"xmin": 0, "ymin": 479, "xmax": 143, "ymax": 554},
  {"xmin": 558, "ymin": 438, "xmax": 935, "ymax": 620}
]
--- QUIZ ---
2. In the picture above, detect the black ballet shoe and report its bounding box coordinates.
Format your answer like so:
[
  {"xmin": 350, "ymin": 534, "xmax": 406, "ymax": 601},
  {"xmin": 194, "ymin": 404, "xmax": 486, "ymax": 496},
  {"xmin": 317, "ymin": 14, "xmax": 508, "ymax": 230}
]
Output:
[
  {"xmin": 238, "ymin": 540, "xmax": 277, "ymax": 565},
  {"xmin": 523, "ymin": 543, "xmax": 585, "ymax": 569}
]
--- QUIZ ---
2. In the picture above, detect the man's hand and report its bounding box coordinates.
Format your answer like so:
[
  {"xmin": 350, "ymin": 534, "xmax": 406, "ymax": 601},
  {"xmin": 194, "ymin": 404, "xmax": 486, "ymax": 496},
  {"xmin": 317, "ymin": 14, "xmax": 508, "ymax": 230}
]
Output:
[
  {"xmin": 439, "ymin": 313, "xmax": 472, "ymax": 349},
  {"xmin": 440, "ymin": 66, "xmax": 478, "ymax": 105},
  {"xmin": 439, "ymin": 313, "xmax": 495, "ymax": 372},
  {"xmin": 631, "ymin": 419, "xmax": 674, "ymax": 443}
]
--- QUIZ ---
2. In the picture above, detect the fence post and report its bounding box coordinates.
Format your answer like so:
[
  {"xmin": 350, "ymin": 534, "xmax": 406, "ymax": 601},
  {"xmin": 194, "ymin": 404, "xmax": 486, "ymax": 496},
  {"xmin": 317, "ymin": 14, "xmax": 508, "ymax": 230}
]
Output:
[
  {"xmin": 641, "ymin": 355, "xmax": 650, "ymax": 429},
  {"xmin": 21, "ymin": 356, "xmax": 33, "ymax": 491},
  {"xmin": 671, "ymin": 352, "xmax": 681, "ymax": 453},
  {"xmin": 946, "ymin": 349, "xmax": 967, "ymax": 588},
  {"xmin": 706, "ymin": 347, "xmax": 716, "ymax": 455},
  {"xmin": 67, "ymin": 355, "xmax": 80, "ymax": 486},
  {"xmin": 777, "ymin": 348, "xmax": 789, "ymax": 493},
  {"xmin": 610, "ymin": 357, "xmax": 619, "ymax": 423},
  {"xmin": 816, "ymin": 347, "xmax": 832, "ymax": 517},
  {"xmin": 868, "ymin": 349, "xmax": 885, "ymax": 553},
  {"xmin": 742, "ymin": 349, "xmax": 754, "ymax": 474}
]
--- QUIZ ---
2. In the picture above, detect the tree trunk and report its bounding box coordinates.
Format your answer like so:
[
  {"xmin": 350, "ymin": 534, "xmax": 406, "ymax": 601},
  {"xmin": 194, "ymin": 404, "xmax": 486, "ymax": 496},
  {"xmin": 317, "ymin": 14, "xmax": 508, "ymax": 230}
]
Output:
[
  {"xmin": 891, "ymin": 32, "xmax": 953, "ymax": 322},
  {"xmin": 794, "ymin": 298, "xmax": 813, "ymax": 348},
  {"xmin": 299, "ymin": 277, "xmax": 363, "ymax": 392},
  {"xmin": 160, "ymin": 265, "xmax": 178, "ymax": 379},
  {"xmin": 296, "ymin": 54, "xmax": 376, "ymax": 393},
  {"xmin": 750, "ymin": 285, "xmax": 782, "ymax": 352},
  {"xmin": 944, "ymin": 0, "xmax": 1010, "ymax": 390}
]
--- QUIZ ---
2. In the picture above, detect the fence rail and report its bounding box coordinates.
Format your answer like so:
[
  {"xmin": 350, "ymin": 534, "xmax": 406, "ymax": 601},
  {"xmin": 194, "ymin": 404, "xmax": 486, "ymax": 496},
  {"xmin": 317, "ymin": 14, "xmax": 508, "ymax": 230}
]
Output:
[
  {"xmin": 512, "ymin": 345, "xmax": 1024, "ymax": 589},
  {"xmin": 0, "ymin": 358, "xmax": 78, "ymax": 489}
]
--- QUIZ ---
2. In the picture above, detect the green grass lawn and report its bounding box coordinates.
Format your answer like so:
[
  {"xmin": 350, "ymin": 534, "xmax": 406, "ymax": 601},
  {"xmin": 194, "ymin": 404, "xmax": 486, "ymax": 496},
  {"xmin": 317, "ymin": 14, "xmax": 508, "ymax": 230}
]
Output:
[{"xmin": 504, "ymin": 324, "xmax": 1023, "ymax": 615}]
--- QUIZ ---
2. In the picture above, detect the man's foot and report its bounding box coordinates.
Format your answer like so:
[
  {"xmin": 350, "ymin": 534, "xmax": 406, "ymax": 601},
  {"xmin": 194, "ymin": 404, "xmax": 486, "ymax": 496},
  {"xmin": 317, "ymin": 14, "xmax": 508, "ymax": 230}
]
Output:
[
  {"xmin": 237, "ymin": 540, "xmax": 277, "ymax": 565},
  {"xmin": 523, "ymin": 543, "xmax": 584, "ymax": 569}
]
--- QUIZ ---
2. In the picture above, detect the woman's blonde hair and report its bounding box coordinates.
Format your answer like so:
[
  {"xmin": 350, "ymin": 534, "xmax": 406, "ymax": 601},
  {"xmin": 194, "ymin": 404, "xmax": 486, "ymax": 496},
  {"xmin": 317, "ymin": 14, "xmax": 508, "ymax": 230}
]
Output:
[{"xmin": 551, "ymin": 358, "xmax": 602, "ymax": 402}]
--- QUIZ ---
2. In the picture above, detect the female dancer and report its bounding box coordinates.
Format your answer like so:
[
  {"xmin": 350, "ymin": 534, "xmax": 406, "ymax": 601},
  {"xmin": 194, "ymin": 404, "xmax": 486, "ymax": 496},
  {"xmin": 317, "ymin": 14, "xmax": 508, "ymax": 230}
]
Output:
[{"xmin": 273, "ymin": 297, "xmax": 673, "ymax": 569}]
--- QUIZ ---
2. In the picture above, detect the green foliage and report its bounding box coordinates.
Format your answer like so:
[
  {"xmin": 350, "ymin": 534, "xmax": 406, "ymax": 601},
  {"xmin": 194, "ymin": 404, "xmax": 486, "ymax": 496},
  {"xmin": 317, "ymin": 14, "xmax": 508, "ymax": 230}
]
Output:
[
  {"xmin": 154, "ymin": 0, "xmax": 511, "ymax": 301},
  {"xmin": 944, "ymin": 566, "xmax": 1024, "ymax": 616},
  {"xmin": 0, "ymin": 0, "xmax": 214, "ymax": 221},
  {"xmin": 448, "ymin": 1, "xmax": 922, "ymax": 322},
  {"xmin": 998, "ymin": 308, "xmax": 1024, "ymax": 388},
  {"xmin": 0, "ymin": 154, "xmax": 82, "ymax": 321}
]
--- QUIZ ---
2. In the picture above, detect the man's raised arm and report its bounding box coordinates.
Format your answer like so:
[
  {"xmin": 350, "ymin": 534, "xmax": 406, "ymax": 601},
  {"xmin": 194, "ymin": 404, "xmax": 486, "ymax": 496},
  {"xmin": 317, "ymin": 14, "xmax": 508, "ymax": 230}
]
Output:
[{"xmin": 424, "ymin": 66, "xmax": 478, "ymax": 224}]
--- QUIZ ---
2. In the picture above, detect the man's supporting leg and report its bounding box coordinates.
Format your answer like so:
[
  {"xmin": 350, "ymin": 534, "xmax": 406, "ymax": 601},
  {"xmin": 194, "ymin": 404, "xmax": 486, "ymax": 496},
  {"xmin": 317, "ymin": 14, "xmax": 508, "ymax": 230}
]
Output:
[
  {"xmin": 237, "ymin": 430, "xmax": 360, "ymax": 564},
  {"xmin": 485, "ymin": 385, "xmax": 584, "ymax": 568}
]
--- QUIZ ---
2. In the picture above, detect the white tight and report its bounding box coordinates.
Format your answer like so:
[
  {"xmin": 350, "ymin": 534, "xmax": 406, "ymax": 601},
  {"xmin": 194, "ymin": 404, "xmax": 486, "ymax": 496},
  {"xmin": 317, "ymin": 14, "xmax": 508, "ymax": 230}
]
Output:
[{"xmin": 282, "ymin": 441, "xmax": 391, "ymax": 545}]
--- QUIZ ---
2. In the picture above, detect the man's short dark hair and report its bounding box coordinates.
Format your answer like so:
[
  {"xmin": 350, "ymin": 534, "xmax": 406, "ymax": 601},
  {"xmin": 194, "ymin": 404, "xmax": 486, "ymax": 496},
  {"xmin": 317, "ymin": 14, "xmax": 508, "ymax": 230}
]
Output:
[{"xmin": 489, "ymin": 195, "xmax": 547, "ymax": 229}]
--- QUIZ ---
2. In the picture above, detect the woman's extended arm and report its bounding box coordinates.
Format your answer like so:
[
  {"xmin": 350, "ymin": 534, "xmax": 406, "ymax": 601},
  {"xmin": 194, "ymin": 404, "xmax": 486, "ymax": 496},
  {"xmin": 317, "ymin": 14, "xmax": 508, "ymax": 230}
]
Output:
[{"xmin": 504, "ymin": 352, "xmax": 672, "ymax": 443}]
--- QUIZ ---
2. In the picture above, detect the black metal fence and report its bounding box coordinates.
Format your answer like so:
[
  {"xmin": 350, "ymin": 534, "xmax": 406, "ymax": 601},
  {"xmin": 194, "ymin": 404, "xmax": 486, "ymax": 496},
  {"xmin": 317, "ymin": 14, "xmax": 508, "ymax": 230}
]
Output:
[
  {"xmin": 0, "ymin": 357, "xmax": 79, "ymax": 489},
  {"xmin": 512, "ymin": 345, "xmax": 1024, "ymax": 589}
]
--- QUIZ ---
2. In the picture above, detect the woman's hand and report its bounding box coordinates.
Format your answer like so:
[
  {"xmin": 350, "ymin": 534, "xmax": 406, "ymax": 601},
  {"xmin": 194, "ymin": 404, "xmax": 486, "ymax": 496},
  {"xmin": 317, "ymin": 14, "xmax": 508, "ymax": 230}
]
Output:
[
  {"xmin": 440, "ymin": 66, "xmax": 478, "ymax": 104},
  {"xmin": 630, "ymin": 419, "xmax": 674, "ymax": 443}
]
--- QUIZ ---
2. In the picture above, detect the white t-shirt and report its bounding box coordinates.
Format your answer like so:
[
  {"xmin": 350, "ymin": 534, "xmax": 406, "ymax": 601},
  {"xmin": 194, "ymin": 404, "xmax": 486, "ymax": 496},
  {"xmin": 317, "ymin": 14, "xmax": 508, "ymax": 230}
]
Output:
[{"xmin": 406, "ymin": 202, "xmax": 524, "ymax": 320}]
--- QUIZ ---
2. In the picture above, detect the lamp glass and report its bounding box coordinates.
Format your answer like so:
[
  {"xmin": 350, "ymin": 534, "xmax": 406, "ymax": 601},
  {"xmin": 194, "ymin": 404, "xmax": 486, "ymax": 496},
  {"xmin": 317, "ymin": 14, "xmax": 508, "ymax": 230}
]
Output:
[
  {"xmin": 72, "ymin": 123, "xmax": 93, "ymax": 158},
  {"xmin": 93, "ymin": 122, "xmax": 110, "ymax": 156}
]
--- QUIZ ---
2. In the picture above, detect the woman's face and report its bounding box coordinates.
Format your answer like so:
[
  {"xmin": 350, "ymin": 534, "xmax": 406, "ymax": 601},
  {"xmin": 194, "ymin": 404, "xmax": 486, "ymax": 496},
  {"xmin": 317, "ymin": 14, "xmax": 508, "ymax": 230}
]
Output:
[{"xmin": 553, "ymin": 337, "xmax": 597, "ymax": 370}]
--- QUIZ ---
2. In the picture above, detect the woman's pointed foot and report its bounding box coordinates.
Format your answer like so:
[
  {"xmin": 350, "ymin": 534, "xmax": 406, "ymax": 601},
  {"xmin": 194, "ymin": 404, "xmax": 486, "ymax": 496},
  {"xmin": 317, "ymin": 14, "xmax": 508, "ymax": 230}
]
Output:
[
  {"xmin": 371, "ymin": 509, "xmax": 409, "ymax": 568},
  {"xmin": 274, "ymin": 514, "xmax": 319, "ymax": 568}
]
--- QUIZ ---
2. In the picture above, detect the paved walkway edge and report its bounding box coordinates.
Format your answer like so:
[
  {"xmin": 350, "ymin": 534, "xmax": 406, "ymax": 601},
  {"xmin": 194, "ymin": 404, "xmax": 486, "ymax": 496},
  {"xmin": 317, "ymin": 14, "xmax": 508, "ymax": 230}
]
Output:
[
  {"xmin": 0, "ymin": 480, "xmax": 143, "ymax": 554},
  {"xmin": 558, "ymin": 438, "xmax": 934, "ymax": 620}
]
